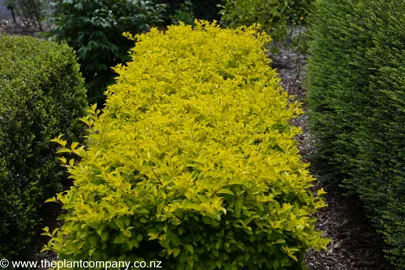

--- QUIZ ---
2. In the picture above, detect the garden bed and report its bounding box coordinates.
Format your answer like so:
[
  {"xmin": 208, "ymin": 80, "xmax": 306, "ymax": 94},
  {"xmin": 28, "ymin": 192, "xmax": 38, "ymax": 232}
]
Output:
[{"xmin": 0, "ymin": 21, "xmax": 395, "ymax": 269}]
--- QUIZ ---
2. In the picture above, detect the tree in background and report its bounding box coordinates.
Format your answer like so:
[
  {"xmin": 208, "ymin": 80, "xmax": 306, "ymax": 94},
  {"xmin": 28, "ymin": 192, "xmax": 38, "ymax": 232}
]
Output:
[
  {"xmin": 5, "ymin": 0, "xmax": 49, "ymax": 30},
  {"xmin": 48, "ymin": 0, "xmax": 165, "ymax": 107}
]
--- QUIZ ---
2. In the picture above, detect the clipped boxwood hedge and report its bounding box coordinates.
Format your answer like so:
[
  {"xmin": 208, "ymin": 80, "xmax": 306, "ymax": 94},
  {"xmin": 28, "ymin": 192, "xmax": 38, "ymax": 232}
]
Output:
[
  {"xmin": 44, "ymin": 21, "xmax": 329, "ymax": 269},
  {"xmin": 0, "ymin": 35, "xmax": 88, "ymax": 259},
  {"xmin": 307, "ymin": 0, "xmax": 405, "ymax": 267}
]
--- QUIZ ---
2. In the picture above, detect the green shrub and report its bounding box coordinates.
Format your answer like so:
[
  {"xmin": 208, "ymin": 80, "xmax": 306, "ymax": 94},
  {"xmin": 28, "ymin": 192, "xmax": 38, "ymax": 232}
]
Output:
[
  {"xmin": 43, "ymin": 21, "xmax": 329, "ymax": 269},
  {"xmin": 0, "ymin": 35, "xmax": 88, "ymax": 259},
  {"xmin": 48, "ymin": 0, "xmax": 165, "ymax": 107},
  {"xmin": 307, "ymin": 0, "xmax": 405, "ymax": 267},
  {"xmin": 219, "ymin": 0, "xmax": 314, "ymax": 51}
]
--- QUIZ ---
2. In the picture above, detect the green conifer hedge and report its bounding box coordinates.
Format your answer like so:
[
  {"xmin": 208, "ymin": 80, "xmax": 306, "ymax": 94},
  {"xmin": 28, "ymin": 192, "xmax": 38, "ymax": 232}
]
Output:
[{"xmin": 307, "ymin": 0, "xmax": 405, "ymax": 267}]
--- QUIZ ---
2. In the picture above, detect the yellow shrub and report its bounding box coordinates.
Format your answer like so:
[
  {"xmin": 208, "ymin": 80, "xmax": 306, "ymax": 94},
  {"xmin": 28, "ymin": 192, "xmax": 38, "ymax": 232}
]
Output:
[{"xmin": 43, "ymin": 21, "xmax": 329, "ymax": 269}]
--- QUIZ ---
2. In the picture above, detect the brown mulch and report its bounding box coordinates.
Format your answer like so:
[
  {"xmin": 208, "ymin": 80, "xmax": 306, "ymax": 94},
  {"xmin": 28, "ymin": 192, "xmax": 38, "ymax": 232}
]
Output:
[{"xmin": 272, "ymin": 44, "xmax": 394, "ymax": 270}]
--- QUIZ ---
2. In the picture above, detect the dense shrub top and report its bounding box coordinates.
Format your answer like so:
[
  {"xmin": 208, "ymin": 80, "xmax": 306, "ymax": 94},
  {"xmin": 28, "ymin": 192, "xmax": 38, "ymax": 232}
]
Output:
[
  {"xmin": 0, "ymin": 35, "xmax": 87, "ymax": 259},
  {"xmin": 44, "ymin": 21, "xmax": 328, "ymax": 269},
  {"xmin": 307, "ymin": 0, "xmax": 405, "ymax": 267}
]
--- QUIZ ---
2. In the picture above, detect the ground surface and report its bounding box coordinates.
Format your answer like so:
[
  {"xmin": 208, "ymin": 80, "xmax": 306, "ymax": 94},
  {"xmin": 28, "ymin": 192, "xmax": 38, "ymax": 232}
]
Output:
[
  {"xmin": 0, "ymin": 17, "xmax": 43, "ymax": 35},
  {"xmin": 272, "ymin": 44, "xmax": 394, "ymax": 270}
]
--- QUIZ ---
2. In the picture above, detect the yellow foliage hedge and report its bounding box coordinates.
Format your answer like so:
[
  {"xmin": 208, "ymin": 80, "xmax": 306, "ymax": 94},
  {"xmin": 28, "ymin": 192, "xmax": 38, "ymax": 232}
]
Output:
[{"xmin": 43, "ymin": 21, "xmax": 329, "ymax": 269}]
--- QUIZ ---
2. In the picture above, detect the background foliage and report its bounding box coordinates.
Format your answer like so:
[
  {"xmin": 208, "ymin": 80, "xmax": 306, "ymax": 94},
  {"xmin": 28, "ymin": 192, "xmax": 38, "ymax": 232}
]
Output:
[
  {"xmin": 0, "ymin": 35, "xmax": 87, "ymax": 259},
  {"xmin": 48, "ymin": 0, "xmax": 165, "ymax": 107},
  {"xmin": 307, "ymin": 0, "xmax": 405, "ymax": 267},
  {"xmin": 4, "ymin": 0, "xmax": 50, "ymax": 30},
  {"xmin": 167, "ymin": 0, "xmax": 194, "ymax": 25},
  {"xmin": 43, "ymin": 22, "xmax": 329, "ymax": 269},
  {"xmin": 219, "ymin": 0, "xmax": 314, "ymax": 52},
  {"xmin": 161, "ymin": 0, "xmax": 222, "ymax": 24}
]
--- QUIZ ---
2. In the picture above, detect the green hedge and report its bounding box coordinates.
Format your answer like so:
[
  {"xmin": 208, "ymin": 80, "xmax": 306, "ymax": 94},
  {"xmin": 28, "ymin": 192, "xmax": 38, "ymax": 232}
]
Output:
[
  {"xmin": 307, "ymin": 0, "xmax": 405, "ymax": 267},
  {"xmin": 0, "ymin": 35, "xmax": 88, "ymax": 259},
  {"xmin": 43, "ymin": 22, "xmax": 329, "ymax": 269}
]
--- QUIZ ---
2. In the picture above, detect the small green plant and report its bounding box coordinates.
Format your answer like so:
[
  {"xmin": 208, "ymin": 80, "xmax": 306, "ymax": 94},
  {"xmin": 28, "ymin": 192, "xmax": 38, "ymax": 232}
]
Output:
[
  {"xmin": 0, "ymin": 34, "xmax": 87, "ymax": 259},
  {"xmin": 43, "ymin": 21, "xmax": 329, "ymax": 269},
  {"xmin": 48, "ymin": 0, "xmax": 165, "ymax": 107}
]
